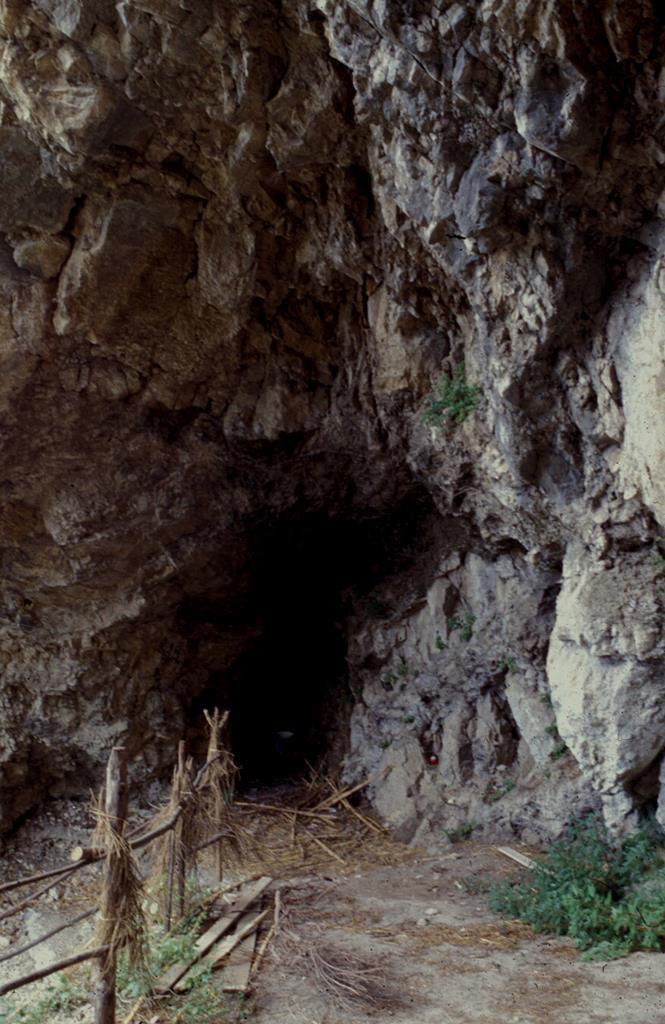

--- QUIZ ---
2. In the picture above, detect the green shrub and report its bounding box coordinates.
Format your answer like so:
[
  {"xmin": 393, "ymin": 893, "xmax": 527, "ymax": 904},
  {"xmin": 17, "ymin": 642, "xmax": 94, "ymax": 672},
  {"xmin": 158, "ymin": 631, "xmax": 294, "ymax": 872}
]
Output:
[
  {"xmin": 423, "ymin": 363, "xmax": 479, "ymax": 427},
  {"xmin": 489, "ymin": 816, "xmax": 665, "ymax": 960}
]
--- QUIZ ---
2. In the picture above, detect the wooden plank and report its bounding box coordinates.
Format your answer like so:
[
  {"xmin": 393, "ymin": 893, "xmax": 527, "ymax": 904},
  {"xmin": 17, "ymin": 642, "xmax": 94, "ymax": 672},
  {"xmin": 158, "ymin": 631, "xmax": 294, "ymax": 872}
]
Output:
[
  {"xmin": 494, "ymin": 846, "xmax": 537, "ymax": 870},
  {"xmin": 174, "ymin": 908, "xmax": 270, "ymax": 993},
  {"xmin": 218, "ymin": 917, "xmax": 260, "ymax": 993},
  {"xmin": 155, "ymin": 876, "xmax": 272, "ymax": 993},
  {"xmin": 211, "ymin": 908, "xmax": 270, "ymax": 968}
]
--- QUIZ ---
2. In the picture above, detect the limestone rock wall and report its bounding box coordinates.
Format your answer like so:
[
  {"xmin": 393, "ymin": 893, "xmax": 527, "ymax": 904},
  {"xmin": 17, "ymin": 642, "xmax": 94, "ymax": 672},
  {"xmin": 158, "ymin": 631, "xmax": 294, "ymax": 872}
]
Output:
[{"xmin": 0, "ymin": 0, "xmax": 663, "ymax": 839}]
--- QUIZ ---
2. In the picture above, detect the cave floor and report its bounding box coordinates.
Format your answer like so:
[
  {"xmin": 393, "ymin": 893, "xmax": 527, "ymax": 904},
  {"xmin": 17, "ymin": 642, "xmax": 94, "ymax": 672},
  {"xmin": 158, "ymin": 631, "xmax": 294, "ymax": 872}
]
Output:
[{"xmin": 2, "ymin": 798, "xmax": 665, "ymax": 1024}]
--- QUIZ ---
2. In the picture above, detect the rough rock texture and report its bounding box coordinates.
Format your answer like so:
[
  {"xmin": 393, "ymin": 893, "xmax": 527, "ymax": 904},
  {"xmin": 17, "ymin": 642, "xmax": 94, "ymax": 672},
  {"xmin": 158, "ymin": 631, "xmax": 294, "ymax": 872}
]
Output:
[{"xmin": 0, "ymin": 0, "xmax": 664, "ymax": 839}]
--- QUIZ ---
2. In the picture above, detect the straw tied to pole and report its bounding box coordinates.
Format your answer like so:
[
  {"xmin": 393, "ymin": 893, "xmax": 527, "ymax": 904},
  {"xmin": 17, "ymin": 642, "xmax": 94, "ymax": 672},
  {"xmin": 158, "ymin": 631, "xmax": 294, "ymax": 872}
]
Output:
[
  {"xmin": 0, "ymin": 710, "xmax": 241, "ymax": 1018},
  {"xmin": 93, "ymin": 746, "xmax": 147, "ymax": 1024},
  {"xmin": 0, "ymin": 746, "xmax": 136, "ymax": 1022}
]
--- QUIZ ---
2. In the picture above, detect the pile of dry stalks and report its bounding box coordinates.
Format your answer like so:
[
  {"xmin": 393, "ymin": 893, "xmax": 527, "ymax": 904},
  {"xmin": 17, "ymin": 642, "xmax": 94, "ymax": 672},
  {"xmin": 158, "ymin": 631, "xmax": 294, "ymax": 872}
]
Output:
[
  {"xmin": 234, "ymin": 768, "xmax": 411, "ymax": 879},
  {"xmin": 269, "ymin": 882, "xmax": 403, "ymax": 1015}
]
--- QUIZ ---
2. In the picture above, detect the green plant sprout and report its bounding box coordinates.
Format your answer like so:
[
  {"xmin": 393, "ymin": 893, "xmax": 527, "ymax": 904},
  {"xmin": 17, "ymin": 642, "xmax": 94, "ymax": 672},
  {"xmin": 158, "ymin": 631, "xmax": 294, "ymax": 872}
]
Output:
[{"xmin": 423, "ymin": 363, "xmax": 479, "ymax": 427}]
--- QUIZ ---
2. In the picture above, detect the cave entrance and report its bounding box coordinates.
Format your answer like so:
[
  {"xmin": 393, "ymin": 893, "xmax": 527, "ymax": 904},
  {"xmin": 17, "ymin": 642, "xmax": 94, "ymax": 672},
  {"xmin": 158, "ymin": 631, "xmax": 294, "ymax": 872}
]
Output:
[
  {"xmin": 226, "ymin": 514, "xmax": 362, "ymax": 786},
  {"xmin": 187, "ymin": 492, "xmax": 439, "ymax": 787}
]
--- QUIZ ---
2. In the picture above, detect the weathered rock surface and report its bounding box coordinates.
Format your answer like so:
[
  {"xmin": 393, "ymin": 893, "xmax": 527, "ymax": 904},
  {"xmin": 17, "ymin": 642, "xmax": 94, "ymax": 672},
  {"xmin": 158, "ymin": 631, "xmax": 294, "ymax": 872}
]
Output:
[{"xmin": 0, "ymin": 0, "xmax": 663, "ymax": 839}]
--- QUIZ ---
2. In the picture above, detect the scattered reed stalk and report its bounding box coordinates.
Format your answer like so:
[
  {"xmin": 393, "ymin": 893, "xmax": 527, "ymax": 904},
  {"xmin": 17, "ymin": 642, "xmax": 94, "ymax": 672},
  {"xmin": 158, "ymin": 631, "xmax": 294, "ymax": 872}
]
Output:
[{"xmin": 274, "ymin": 924, "xmax": 397, "ymax": 1013}]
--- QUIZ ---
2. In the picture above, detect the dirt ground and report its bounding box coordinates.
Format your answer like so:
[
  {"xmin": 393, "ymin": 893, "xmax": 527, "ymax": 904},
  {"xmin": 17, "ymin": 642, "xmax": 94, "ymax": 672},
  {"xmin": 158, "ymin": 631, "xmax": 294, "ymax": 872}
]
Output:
[
  {"xmin": 2, "ymin": 796, "xmax": 665, "ymax": 1024},
  {"xmin": 251, "ymin": 848, "xmax": 665, "ymax": 1024}
]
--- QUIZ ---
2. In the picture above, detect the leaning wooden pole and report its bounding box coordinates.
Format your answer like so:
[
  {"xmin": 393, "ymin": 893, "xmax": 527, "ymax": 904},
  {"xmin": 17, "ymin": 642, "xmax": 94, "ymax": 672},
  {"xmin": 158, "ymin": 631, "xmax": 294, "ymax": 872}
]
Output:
[
  {"xmin": 163, "ymin": 759, "xmax": 179, "ymax": 934},
  {"xmin": 205, "ymin": 708, "xmax": 222, "ymax": 881},
  {"xmin": 94, "ymin": 746, "xmax": 128, "ymax": 1024},
  {"xmin": 174, "ymin": 740, "xmax": 187, "ymax": 922},
  {"xmin": 203, "ymin": 708, "xmax": 230, "ymax": 882}
]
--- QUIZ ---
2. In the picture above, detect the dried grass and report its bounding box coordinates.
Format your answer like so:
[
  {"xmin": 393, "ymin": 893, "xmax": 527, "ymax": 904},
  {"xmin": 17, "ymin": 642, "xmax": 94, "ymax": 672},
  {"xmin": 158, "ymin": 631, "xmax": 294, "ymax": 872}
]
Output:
[
  {"xmin": 272, "ymin": 890, "xmax": 404, "ymax": 1013},
  {"xmin": 198, "ymin": 710, "xmax": 257, "ymax": 873},
  {"xmin": 232, "ymin": 779, "xmax": 413, "ymax": 880},
  {"xmin": 368, "ymin": 918, "xmax": 534, "ymax": 952},
  {"xmin": 91, "ymin": 796, "xmax": 148, "ymax": 974}
]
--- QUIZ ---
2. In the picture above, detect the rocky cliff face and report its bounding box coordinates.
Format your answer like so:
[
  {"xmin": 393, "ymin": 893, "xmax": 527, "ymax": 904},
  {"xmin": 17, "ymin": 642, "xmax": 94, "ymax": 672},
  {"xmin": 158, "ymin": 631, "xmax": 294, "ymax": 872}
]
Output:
[{"xmin": 0, "ymin": 0, "xmax": 663, "ymax": 841}]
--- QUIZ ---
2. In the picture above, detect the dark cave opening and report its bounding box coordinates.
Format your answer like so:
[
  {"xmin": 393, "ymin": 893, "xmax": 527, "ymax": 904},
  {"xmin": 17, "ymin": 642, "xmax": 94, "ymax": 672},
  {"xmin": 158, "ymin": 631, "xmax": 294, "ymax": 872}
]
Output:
[{"xmin": 187, "ymin": 490, "xmax": 441, "ymax": 786}]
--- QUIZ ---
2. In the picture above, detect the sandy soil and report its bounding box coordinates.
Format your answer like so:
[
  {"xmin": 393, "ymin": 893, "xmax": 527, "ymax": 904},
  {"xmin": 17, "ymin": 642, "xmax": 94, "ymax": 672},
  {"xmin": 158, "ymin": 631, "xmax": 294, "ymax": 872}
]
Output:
[
  {"xmin": 250, "ymin": 848, "xmax": 665, "ymax": 1024},
  {"xmin": 2, "ymin": 799, "xmax": 665, "ymax": 1024}
]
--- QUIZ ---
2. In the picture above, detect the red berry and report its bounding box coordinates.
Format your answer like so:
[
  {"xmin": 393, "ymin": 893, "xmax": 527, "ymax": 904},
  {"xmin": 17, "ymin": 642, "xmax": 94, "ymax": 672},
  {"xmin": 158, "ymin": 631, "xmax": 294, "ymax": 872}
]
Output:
[{"xmin": 428, "ymin": 754, "xmax": 439, "ymax": 766}]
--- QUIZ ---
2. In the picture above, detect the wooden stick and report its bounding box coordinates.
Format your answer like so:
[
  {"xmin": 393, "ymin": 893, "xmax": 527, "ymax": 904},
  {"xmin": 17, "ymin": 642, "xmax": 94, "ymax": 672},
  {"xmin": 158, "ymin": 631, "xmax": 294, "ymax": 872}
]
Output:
[
  {"xmin": 192, "ymin": 750, "xmax": 226, "ymax": 790},
  {"xmin": 163, "ymin": 756, "xmax": 180, "ymax": 934},
  {"xmin": 195, "ymin": 828, "xmax": 234, "ymax": 852},
  {"xmin": 121, "ymin": 999, "xmax": 141, "ymax": 1024},
  {"xmin": 0, "ymin": 907, "xmax": 96, "ymax": 964},
  {"xmin": 0, "ymin": 861, "xmax": 82, "ymax": 898},
  {"xmin": 94, "ymin": 746, "xmax": 128, "ymax": 1024},
  {"xmin": 313, "ymin": 776, "xmax": 372, "ymax": 811},
  {"xmin": 2, "ymin": 815, "xmax": 153, "ymax": 896},
  {"xmin": 121, "ymin": 994, "xmax": 146, "ymax": 1024},
  {"xmin": 2, "ymin": 753, "xmax": 226, "ymax": 904},
  {"xmin": 163, "ymin": 824, "xmax": 176, "ymax": 934},
  {"xmin": 341, "ymin": 797, "xmax": 382, "ymax": 832},
  {"xmin": 5, "ymin": 811, "xmax": 181, "ymax": 900},
  {"xmin": 236, "ymin": 802, "xmax": 332, "ymax": 821},
  {"xmin": 323, "ymin": 776, "xmax": 383, "ymax": 833},
  {"xmin": 175, "ymin": 743, "xmax": 188, "ymax": 921},
  {"xmin": 494, "ymin": 846, "xmax": 537, "ymax": 870},
  {"xmin": 0, "ymin": 871, "xmax": 81, "ymax": 923},
  {"xmin": 130, "ymin": 808, "xmax": 182, "ymax": 851},
  {"xmin": 70, "ymin": 846, "xmax": 97, "ymax": 864},
  {"xmin": 204, "ymin": 707, "xmax": 226, "ymax": 882},
  {"xmin": 0, "ymin": 945, "xmax": 109, "ymax": 997},
  {"xmin": 304, "ymin": 831, "xmax": 346, "ymax": 865},
  {"xmin": 250, "ymin": 889, "xmax": 280, "ymax": 980}
]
